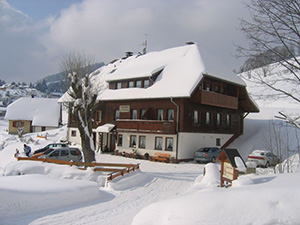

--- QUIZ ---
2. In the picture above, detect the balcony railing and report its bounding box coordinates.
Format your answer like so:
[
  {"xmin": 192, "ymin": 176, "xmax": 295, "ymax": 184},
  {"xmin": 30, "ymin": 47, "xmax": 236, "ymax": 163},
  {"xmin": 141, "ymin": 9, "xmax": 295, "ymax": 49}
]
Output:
[
  {"xmin": 116, "ymin": 119, "xmax": 176, "ymax": 134},
  {"xmin": 201, "ymin": 90, "xmax": 238, "ymax": 109}
]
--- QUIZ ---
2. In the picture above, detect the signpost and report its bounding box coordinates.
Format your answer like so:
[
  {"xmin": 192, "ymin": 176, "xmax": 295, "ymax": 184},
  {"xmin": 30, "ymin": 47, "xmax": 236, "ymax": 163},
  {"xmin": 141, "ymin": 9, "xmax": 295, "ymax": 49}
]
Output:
[{"xmin": 218, "ymin": 148, "xmax": 246, "ymax": 187}]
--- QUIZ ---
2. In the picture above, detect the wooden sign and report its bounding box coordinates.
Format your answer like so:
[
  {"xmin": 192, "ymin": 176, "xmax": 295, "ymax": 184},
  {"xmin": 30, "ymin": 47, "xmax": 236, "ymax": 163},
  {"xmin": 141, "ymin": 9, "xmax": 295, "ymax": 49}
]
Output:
[
  {"xmin": 218, "ymin": 148, "xmax": 246, "ymax": 187},
  {"xmin": 119, "ymin": 105, "xmax": 130, "ymax": 113},
  {"xmin": 223, "ymin": 162, "xmax": 234, "ymax": 180}
]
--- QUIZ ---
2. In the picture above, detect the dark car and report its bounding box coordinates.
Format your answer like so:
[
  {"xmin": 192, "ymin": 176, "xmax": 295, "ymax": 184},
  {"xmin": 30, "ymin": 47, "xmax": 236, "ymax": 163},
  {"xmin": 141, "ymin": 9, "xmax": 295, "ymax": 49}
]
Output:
[
  {"xmin": 194, "ymin": 147, "xmax": 221, "ymax": 163},
  {"xmin": 33, "ymin": 143, "xmax": 68, "ymax": 155},
  {"xmin": 39, "ymin": 147, "xmax": 82, "ymax": 162}
]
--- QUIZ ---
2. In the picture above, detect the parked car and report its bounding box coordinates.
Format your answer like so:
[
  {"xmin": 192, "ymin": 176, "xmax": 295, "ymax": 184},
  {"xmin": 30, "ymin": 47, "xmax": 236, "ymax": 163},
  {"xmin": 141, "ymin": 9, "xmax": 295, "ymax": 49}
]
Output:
[
  {"xmin": 247, "ymin": 150, "xmax": 279, "ymax": 167},
  {"xmin": 33, "ymin": 143, "xmax": 68, "ymax": 155},
  {"xmin": 194, "ymin": 147, "xmax": 222, "ymax": 163},
  {"xmin": 39, "ymin": 147, "xmax": 82, "ymax": 162}
]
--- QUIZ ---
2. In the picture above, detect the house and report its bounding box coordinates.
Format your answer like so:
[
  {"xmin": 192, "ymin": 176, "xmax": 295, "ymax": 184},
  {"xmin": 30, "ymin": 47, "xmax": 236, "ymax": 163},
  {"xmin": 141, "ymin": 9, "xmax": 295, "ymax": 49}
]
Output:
[
  {"xmin": 5, "ymin": 97, "xmax": 61, "ymax": 134},
  {"xmin": 61, "ymin": 43, "xmax": 259, "ymax": 161}
]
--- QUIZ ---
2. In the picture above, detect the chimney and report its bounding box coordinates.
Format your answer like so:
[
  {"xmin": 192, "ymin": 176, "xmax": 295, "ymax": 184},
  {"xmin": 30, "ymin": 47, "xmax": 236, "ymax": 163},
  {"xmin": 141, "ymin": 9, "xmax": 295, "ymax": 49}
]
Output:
[
  {"xmin": 186, "ymin": 41, "xmax": 195, "ymax": 45},
  {"xmin": 126, "ymin": 52, "xmax": 133, "ymax": 57}
]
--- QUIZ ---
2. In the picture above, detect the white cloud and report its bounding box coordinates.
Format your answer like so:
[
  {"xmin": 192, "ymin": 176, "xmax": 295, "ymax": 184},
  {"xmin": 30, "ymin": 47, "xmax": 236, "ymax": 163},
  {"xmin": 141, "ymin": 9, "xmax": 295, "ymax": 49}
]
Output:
[
  {"xmin": 0, "ymin": 0, "xmax": 250, "ymax": 83},
  {"xmin": 0, "ymin": 0, "xmax": 32, "ymax": 32},
  {"xmin": 42, "ymin": 0, "xmax": 249, "ymax": 68}
]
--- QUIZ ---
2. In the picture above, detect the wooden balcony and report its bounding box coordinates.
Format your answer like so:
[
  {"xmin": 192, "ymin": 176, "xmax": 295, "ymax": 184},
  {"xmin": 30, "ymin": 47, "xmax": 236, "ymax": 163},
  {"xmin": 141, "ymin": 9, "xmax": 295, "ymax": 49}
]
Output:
[
  {"xmin": 201, "ymin": 90, "xmax": 238, "ymax": 109},
  {"xmin": 116, "ymin": 119, "xmax": 176, "ymax": 134}
]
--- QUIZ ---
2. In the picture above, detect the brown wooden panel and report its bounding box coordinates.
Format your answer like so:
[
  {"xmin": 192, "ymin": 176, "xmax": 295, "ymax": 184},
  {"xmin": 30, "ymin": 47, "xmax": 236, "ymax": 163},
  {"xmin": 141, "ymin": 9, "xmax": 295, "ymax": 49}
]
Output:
[
  {"xmin": 117, "ymin": 120, "xmax": 176, "ymax": 134},
  {"xmin": 201, "ymin": 90, "xmax": 238, "ymax": 109}
]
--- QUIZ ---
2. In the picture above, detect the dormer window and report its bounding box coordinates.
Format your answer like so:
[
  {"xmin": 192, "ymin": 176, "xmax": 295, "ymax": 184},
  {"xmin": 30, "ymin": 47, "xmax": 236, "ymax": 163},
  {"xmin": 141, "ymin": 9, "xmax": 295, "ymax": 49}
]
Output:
[
  {"xmin": 136, "ymin": 80, "xmax": 142, "ymax": 88},
  {"xmin": 117, "ymin": 82, "xmax": 122, "ymax": 89},
  {"xmin": 144, "ymin": 80, "xmax": 150, "ymax": 88},
  {"xmin": 110, "ymin": 78, "xmax": 152, "ymax": 90},
  {"xmin": 129, "ymin": 81, "xmax": 134, "ymax": 88}
]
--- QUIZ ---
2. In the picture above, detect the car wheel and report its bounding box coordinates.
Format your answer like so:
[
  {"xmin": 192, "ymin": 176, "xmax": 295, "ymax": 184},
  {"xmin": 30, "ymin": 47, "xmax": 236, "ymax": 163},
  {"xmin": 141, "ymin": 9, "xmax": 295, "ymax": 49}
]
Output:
[
  {"xmin": 265, "ymin": 161, "xmax": 270, "ymax": 168},
  {"xmin": 211, "ymin": 157, "xmax": 216, "ymax": 163}
]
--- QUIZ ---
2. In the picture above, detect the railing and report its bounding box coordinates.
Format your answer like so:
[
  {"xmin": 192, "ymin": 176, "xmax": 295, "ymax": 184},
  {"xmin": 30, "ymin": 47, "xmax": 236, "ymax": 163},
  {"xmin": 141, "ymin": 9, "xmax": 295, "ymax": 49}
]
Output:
[
  {"xmin": 117, "ymin": 119, "xmax": 176, "ymax": 134},
  {"xmin": 201, "ymin": 90, "xmax": 238, "ymax": 109},
  {"xmin": 15, "ymin": 155, "xmax": 139, "ymax": 181}
]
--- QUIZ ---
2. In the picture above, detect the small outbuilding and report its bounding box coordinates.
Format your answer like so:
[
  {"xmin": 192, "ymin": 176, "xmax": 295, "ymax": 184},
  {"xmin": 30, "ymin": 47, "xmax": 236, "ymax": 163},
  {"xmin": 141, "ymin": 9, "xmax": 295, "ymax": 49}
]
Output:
[
  {"xmin": 217, "ymin": 148, "xmax": 247, "ymax": 187},
  {"xmin": 5, "ymin": 97, "xmax": 61, "ymax": 134}
]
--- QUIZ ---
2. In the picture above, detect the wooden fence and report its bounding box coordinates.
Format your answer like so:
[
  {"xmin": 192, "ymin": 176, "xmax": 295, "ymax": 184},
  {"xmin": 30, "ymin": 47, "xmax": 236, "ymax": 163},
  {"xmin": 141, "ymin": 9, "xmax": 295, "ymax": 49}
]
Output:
[{"xmin": 15, "ymin": 156, "xmax": 140, "ymax": 181}]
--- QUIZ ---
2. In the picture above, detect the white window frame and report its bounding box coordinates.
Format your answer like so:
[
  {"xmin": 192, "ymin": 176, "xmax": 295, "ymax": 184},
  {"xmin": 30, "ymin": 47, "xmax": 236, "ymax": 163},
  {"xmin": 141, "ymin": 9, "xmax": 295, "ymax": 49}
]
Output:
[{"xmin": 158, "ymin": 109, "xmax": 164, "ymax": 121}]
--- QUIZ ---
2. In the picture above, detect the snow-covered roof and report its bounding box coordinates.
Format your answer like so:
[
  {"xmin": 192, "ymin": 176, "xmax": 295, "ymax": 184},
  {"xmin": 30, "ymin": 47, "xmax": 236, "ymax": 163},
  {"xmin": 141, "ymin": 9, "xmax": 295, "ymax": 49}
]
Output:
[
  {"xmin": 101, "ymin": 44, "xmax": 246, "ymax": 101},
  {"xmin": 59, "ymin": 43, "xmax": 247, "ymax": 103},
  {"xmin": 5, "ymin": 97, "xmax": 60, "ymax": 127}
]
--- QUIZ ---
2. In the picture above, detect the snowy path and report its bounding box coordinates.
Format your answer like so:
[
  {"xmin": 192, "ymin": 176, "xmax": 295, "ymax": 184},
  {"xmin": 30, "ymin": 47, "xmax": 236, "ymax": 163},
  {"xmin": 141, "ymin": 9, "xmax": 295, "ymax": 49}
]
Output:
[{"xmin": 21, "ymin": 156, "xmax": 204, "ymax": 225}]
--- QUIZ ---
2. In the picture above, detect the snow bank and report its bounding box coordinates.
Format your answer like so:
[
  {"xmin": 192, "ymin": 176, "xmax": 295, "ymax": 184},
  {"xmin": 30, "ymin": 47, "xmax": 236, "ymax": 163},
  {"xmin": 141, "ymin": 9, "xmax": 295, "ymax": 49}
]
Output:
[
  {"xmin": 132, "ymin": 173, "xmax": 300, "ymax": 225},
  {"xmin": 4, "ymin": 161, "xmax": 108, "ymax": 186},
  {"xmin": 0, "ymin": 174, "xmax": 101, "ymax": 219},
  {"xmin": 194, "ymin": 163, "xmax": 220, "ymax": 187}
]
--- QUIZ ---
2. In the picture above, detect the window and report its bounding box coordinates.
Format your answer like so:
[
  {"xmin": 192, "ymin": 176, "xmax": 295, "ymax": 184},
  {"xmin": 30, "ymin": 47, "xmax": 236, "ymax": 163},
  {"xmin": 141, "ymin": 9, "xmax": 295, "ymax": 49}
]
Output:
[
  {"xmin": 96, "ymin": 111, "xmax": 102, "ymax": 122},
  {"xmin": 49, "ymin": 150, "xmax": 59, "ymax": 157},
  {"xmin": 193, "ymin": 110, "xmax": 199, "ymax": 123},
  {"xmin": 115, "ymin": 109, "xmax": 120, "ymax": 120},
  {"xmin": 226, "ymin": 114, "xmax": 231, "ymax": 126},
  {"xmin": 215, "ymin": 85, "xmax": 220, "ymax": 93},
  {"xmin": 206, "ymin": 112, "xmax": 211, "ymax": 125},
  {"xmin": 71, "ymin": 130, "xmax": 76, "ymax": 137},
  {"xmin": 117, "ymin": 134, "xmax": 123, "ymax": 146},
  {"xmin": 140, "ymin": 109, "xmax": 146, "ymax": 119},
  {"xmin": 157, "ymin": 109, "xmax": 164, "ymax": 121},
  {"xmin": 129, "ymin": 81, "xmax": 134, "ymax": 88},
  {"xmin": 13, "ymin": 121, "xmax": 24, "ymax": 128},
  {"xmin": 144, "ymin": 80, "xmax": 150, "ymax": 88},
  {"xmin": 139, "ymin": 136, "xmax": 146, "ymax": 148},
  {"xmin": 136, "ymin": 80, "xmax": 142, "ymax": 88},
  {"xmin": 216, "ymin": 138, "xmax": 221, "ymax": 146},
  {"xmin": 117, "ymin": 82, "xmax": 122, "ymax": 89},
  {"xmin": 165, "ymin": 138, "xmax": 173, "ymax": 151},
  {"xmin": 130, "ymin": 135, "xmax": 137, "ymax": 147},
  {"xmin": 70, "ymin": 149, "xmax": 80, "ymax": 156},
  {"xmin": 217, "ymin": 113, "xmax": 221, "ymax": 125},
  {"xmin": 132, "ymin": 109, "xmax": 137, "ymax": 120},
  {"xmin": 60, "ymin": 150, "xmax": 69, "ymax": 156},
  {"xmin": 155, "ymin": 137, "xmax": 163, "ymax": 150},
  {"xmin": 205, "ymin": 83, "xmax": 211, "ymax": 91},
  {"xmin": 168, "ymin": 109, "xmax": 174, "ymax": 121}
]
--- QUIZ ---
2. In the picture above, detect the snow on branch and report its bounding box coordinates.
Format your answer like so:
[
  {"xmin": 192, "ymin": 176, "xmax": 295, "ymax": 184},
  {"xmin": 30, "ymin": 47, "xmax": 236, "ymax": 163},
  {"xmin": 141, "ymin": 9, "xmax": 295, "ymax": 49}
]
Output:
[{"xmin": 275, "ymin": 111, "xmax": 300, "ymax": 129}]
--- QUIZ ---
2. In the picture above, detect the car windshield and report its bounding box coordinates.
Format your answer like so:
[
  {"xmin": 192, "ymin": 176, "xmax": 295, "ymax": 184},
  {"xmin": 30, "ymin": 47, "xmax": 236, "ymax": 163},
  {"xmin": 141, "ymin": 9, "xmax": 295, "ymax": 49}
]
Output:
[{"xmin": 44, "ymin": 149, "xmax": 54, "ymax": 154}]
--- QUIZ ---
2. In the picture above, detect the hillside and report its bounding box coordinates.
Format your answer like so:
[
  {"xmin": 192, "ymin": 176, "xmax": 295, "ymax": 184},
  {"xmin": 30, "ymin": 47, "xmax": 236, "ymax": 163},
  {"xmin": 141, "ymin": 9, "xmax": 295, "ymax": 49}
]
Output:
[{"xmin": 35, "ymin": 62, "xmax": 104, "ymax": 94}]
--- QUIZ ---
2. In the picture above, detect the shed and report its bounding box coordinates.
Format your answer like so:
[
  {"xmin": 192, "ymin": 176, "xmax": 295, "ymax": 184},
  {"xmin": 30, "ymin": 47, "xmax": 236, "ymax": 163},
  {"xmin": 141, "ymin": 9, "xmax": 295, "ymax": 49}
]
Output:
[{"xmin": 5, "ymin": 97, "xmax": 61, "ymax": 134}]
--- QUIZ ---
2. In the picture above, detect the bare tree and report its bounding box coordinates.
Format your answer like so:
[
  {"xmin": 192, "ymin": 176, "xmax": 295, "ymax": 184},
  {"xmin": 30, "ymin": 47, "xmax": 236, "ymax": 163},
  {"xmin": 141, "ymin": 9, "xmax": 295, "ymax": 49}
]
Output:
[
  {"xmin": 237, "ymin": 0, "xmax": 300, "ymax": 104},
  {"xmin": 60, "ymin": 51, "xmax": 97, "ymax": 163}
]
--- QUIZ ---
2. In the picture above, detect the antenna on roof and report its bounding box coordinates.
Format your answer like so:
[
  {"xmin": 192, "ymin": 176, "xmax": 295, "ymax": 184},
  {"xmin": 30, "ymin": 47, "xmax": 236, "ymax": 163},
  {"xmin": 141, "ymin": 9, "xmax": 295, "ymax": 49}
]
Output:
[{"xmin": 141, "ymin": 34, "xmax": 148, "ymax": 54}]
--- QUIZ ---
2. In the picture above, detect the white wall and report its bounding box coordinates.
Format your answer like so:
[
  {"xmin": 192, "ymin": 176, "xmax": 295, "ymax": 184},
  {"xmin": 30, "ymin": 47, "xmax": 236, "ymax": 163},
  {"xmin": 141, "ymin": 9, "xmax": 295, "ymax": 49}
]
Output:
[
  {"xmin": 68, "ymin": 128, "xmax": 81, "ymax": 145},
  {"xmin": 177, "ymin": 132, "xmax": 232, "ymax": 160},
  {"xmin": 116, "ymin": 132, "xmax": 177, "ymax": 158},
  {"xmin": 33, "ymin": 126, "xmax": 57, "ymax": 133}
]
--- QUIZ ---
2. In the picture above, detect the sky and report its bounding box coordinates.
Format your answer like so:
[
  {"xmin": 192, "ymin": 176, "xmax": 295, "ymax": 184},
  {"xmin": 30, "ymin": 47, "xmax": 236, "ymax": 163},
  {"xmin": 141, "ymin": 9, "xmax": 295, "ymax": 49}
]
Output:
[{"xmin": 0, "ymin": 0, "xmax": 251, "ymax": 83}]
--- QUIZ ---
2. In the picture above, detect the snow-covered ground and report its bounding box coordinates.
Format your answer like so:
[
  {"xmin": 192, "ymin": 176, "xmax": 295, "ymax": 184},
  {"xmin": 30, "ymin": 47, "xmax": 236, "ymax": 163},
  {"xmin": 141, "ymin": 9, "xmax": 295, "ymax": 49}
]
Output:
[{"xmin": 1, "ymin": 105, "xmax": 300, "ymax": 224}]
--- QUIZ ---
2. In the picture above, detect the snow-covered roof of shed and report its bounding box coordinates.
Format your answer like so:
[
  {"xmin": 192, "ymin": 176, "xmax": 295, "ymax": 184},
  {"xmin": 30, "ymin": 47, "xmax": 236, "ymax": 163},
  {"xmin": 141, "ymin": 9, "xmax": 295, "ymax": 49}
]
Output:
[
  {"xmin": 59, "ymin": 43, "xmax": 246, "ymax": 102},
  {"xmin": 5, "ymin": 97, "xmax": 60, "ymax": 127}
]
